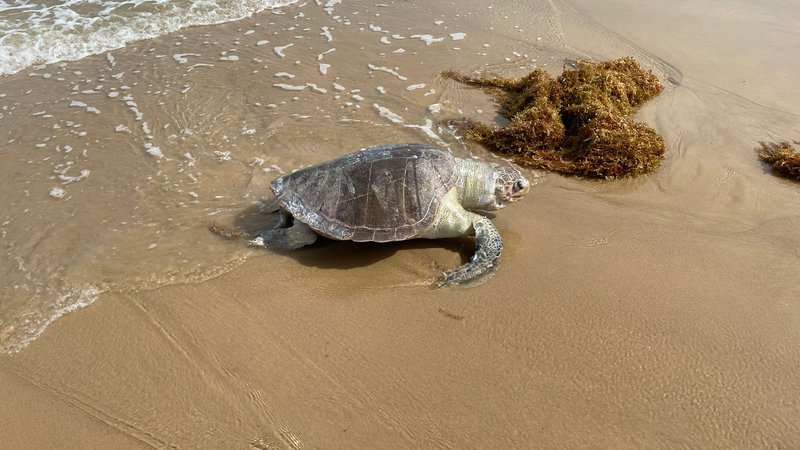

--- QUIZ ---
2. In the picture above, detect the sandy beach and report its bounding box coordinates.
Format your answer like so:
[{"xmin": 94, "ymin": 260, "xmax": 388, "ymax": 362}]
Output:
[{"xmin": 2, "ymin": 0, "xmax": 799, "ymax": 448}]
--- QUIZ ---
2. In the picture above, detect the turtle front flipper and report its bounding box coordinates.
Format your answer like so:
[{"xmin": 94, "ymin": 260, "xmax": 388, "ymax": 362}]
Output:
[
  {"xmin": 440, "ymin": 214, "xmax": 504, "ymax": 286},
  {"xmin": 251, "ymin": 218, "xmax": 318, "ymax": 250}
]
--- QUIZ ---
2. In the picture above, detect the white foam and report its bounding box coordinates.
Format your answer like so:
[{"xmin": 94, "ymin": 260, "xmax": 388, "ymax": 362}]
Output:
[
  {"xmin": 2, "ymin": 286, "xmax": 99, "ymax": 354},
  {"xmin": 373, "ymin": 103, "xmax": 404, "ymax": 124},
  {"xmin": 187, "ymin": 63, "xmax": 214, "ymax": 72},
  {"xmin": 70, "ymin": 100, "xmax": 101, "ymax": 115},
  {"xmin": 0, "ymin": 0, "xmax": 301, "ymax": 75},
  {"xmin": 411, "ymin": 34, "xmax": 444, "ymax": 45},
  {"xmin": 59, "ymin": 169, "xmax": 91, "ymax": 184},
  {"xmin": 275, "ymin": 72, "xmax": 295, "ymax": 78},
  {"xmin": 450, "ymin": 32, "xmax": 466, "ymax": 41},
  {"xmin": 145, "ymin": 144, "xmax": 163, "ymax": 158},
  {"xmin": 274, "ymin": 43, "xmax": 294, "ymax": 58},
  {"xmin": 323, "ymin": 0, "xmax": 341, "ymax": 14},
  {"xmin": 273, "ymin": 83, "xmax": 307, "ymax": 91},
  {"xmin": 317, "ymin": 48, "xmax": 336, "ymax": 60},
  {"xmin": 321, "ymin": 27, "xmax": 333, "ymax": 42},
  {"xmin": 318, "ymin": 63, "xmax": 331, "ymax": 75},
  {"xmin": 173, "ymin": 53, "xmax": 201, "ymax": 64},
  {"xmin": 213, "ymin": 151, "xmax": 232, "ymax": 161},
  {"xmin": 49, "ymin": 187, "xmax": 66, "ymax": 199},
  {"xmin": 368, "ymin": 64, "xmax": 407, "ymax": 81},
  {"xmin": 406, "ymin": 84, "xmax": 426, "ymax": 91},
  {"xmin": 406, "ymin": 119, "xmax": 446, "ymax": 145},
  {"xmin": 306, "ymin": 83, "xmax": 327, "ymax": 93}
]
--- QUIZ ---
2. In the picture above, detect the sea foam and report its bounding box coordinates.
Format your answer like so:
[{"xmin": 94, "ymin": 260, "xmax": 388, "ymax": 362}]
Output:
[{"xmin": 0, "ymin": 0, "xmax": 301, "ymax": 75}]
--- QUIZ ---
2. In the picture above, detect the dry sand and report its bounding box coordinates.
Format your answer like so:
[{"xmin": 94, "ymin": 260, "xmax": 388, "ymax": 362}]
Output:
[{"xmin": 2, "ymin": 0, "xmax": 800, "ymax": 448}]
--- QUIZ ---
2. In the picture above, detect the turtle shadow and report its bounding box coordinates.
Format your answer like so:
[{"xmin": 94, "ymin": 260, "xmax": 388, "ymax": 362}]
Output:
[
  {"xmin": 289, "ymin": 237, "xmax": 473, "ymax": 270},
  {"xmin": 230, "ymin": 203, "xmax": 476, "ymax": 270}
]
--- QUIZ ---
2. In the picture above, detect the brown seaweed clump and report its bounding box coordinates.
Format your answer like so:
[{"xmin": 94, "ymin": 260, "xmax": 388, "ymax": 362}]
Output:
[
  {"xmin": 757, "ymin": 141, "xmax": 800, "ymax": 182},
  {"xmin": 442, "ymin": 57, "xmax": 666, "ymax": 178}
]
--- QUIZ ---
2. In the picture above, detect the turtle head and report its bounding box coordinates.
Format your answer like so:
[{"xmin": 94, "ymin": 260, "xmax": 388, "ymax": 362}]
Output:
[
  {"xmin": 490, "ymin": 165, "xmax": 529, "ymax": 209},
  {"xmin": 458, "ymin": 160, "xmax": 529, "ymax": 210}
]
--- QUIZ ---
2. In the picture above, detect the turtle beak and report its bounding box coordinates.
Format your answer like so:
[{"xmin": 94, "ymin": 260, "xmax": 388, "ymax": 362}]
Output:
[{"xmin": 505, "ymin": 177, "xmax": 530, "ymax": 202}]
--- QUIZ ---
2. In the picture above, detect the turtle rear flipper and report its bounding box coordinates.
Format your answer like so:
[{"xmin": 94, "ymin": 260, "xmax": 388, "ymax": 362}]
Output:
[{"xmin": 440, "ymin": 214, "xmax": 503, "ymax": 286}]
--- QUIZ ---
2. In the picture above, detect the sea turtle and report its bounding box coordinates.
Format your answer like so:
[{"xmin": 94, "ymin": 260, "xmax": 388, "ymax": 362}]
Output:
[{"xmin": 254, "ymin": 143, "xmax": 530, "ymax": 285}]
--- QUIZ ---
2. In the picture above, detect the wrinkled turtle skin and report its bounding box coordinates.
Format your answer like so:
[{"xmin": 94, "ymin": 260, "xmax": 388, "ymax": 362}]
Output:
[{"xmin": 255, "ymin": 144, "xmax": 530, "ymax": 286}]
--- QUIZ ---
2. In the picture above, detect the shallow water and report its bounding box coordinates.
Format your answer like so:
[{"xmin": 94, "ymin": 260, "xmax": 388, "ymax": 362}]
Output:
[{"xmin": 0, "ymin": 0, "xmax": 569, "ymax": 352}]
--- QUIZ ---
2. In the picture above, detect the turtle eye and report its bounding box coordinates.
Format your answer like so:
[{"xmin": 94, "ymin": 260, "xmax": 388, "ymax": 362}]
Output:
[{"xmin": 514, "ymin": 180, "xmax": 527, "ymax": 192}]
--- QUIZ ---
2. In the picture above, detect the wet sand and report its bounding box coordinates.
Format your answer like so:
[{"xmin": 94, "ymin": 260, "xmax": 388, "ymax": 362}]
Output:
[{"xmin": 2, "ymin": 0, "xmax": 800, "ymax": 448}]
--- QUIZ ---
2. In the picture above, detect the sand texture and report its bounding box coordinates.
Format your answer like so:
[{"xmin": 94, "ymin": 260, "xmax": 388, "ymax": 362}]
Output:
[{"xmin": 1, "ymin": 0, "xmax": 799, "ymax": 448}]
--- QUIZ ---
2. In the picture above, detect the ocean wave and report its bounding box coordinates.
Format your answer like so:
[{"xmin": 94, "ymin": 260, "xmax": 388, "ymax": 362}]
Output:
[
  {"xmin": 0, "ymin": 0, "xmax": 300, "ymax": 75},
  {"xmin": 1, "ymin": 286, "xmax": 99, "ymax": 354}
]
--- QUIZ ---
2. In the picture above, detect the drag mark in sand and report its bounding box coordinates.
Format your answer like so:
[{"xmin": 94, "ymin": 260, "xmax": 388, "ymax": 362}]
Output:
[{"xmin": 437, "ymin": 308, "xmax": 464, "ymax": 321}]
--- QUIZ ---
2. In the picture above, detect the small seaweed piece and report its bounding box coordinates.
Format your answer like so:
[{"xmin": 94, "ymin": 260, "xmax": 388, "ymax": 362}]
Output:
[
  {"xmin": 208, "ymin": 221, "xmax": 247, "ymax": 240},
  {"xmin": 442, "ymin": 57, "xmax": 666, "ymax": 179},
  {"xmin": 757, "ymin": 141, "xmax": 800, "ymax": 182}
]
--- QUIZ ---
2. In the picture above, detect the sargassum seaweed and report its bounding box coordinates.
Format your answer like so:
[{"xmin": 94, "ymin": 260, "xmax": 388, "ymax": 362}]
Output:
[
  {"xmin": 443, "ymin": 57, "xmax": 666, "ymax": 179},
  {"xmin": 757, "ymin": 141, "xmax": 800, "ymax": 182}
]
